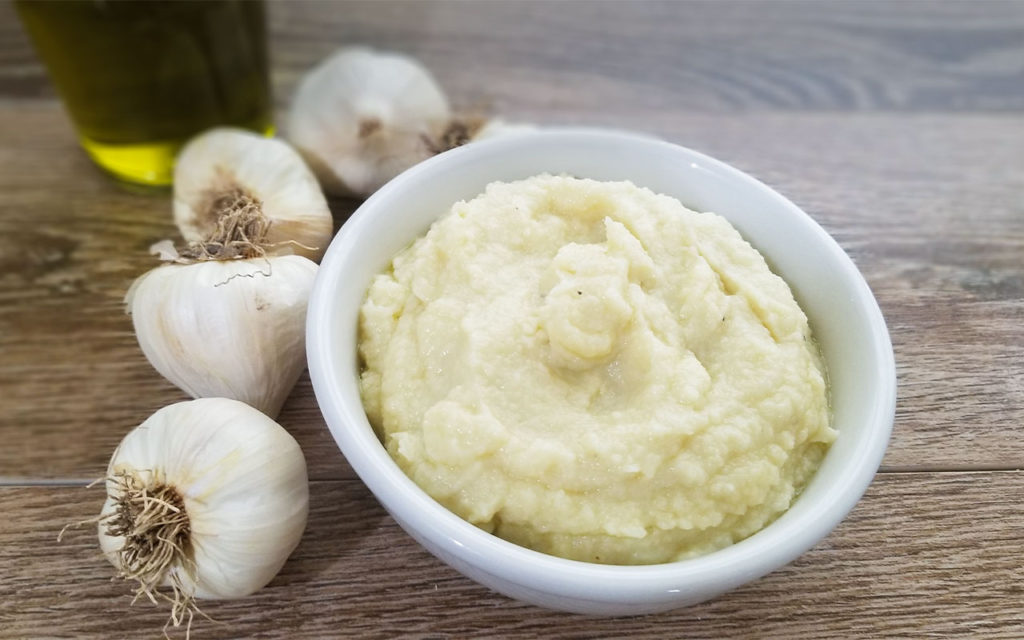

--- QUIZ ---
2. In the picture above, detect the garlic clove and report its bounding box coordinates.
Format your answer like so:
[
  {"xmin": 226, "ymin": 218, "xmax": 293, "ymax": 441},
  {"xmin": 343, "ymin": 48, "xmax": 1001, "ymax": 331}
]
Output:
[
  {"xmin": 174, "ymin": 128, "xmax": 333, "ymax": 261},
  {"xmin": 286, "ymin": 46, "xmax": 451, "ymax": 196},
  {"xmin": 100, "ymin": 398, "xmax": 308, "ymax": 602},
  {"xmin": 125, "ymin": 255, "xmax": 317, "ymax": 418}
]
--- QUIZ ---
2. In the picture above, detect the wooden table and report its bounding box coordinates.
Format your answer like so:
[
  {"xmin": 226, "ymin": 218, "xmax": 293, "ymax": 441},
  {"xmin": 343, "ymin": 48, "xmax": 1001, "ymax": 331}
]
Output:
[{"xmin": 2, "ymin": 1, "xmax": 1022, "ymax": 637}]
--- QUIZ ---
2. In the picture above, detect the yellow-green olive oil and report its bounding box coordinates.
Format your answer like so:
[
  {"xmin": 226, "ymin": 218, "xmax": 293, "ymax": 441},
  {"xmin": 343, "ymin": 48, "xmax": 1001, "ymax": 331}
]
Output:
[{"xmin": 17, "ymin": 0, "xmax": 273, "ymax": 186}]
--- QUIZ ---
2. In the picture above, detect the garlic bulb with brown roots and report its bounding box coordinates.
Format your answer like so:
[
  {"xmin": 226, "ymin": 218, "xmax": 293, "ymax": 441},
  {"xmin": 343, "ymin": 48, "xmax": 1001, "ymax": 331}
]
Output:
[
  {"xmin": 286, "ymin": 46, "xmax": 452, "ymax": 197},
  {"xmin": 97, "ymin": 398, "xmax": 309, "ymax": 631},
  {"xmin": 174, "ymin": 128, "xmax": 333, "ymax": 262}
]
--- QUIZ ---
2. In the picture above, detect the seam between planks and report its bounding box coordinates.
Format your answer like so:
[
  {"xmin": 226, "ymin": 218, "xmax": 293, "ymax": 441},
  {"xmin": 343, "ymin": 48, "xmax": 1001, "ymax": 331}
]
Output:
[{"xmin": 0, "ymin": 467, "xmax": 1021, "ymax": 488}]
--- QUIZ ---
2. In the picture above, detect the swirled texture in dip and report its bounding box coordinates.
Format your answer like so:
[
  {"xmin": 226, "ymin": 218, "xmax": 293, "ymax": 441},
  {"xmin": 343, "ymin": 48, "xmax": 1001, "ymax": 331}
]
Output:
[{"xmin": 358, "ymin": 175, "xmax": 834, "ymax": 564}]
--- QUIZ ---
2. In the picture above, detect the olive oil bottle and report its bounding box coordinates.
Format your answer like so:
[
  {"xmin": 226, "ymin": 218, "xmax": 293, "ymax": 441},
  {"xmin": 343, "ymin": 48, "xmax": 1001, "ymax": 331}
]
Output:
[{"xmin": 16, "ymin": 0, "xmax": 273, "ymax": 186}]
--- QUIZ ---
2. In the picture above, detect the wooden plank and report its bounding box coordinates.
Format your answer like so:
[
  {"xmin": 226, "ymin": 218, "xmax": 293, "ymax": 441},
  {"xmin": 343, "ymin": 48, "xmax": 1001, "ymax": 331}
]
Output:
[
  {"xmin": 0, "ymin": 105, "xmax": 361, "ymax": 483},
  {"xmin": 2, "ymin": 472, "xmax": 1022, "ymax": 639},
  {"xmin": 1, "ymin": 106, "xmax": 1022, "ymax": 480},
  {"xmin": 3, "ymin": 1, "xmax": 1024, "ymax": 112},
  {"xmin": 3, "ymin": 1, "xmax": 1022, "ymax": 636}
]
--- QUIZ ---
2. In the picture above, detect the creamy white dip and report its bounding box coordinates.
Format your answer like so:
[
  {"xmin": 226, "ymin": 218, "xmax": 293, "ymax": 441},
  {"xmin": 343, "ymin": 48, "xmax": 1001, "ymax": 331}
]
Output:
[{"xmin": 359, "ymin": 175, "xmax": 834, "ymax": 564}]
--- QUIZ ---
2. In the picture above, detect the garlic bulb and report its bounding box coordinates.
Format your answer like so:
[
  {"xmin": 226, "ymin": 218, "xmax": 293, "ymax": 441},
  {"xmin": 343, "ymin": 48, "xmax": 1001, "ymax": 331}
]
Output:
[
  {"xmin": 286, "ymin": 46, "xmax": 451, "ymax": 196},
  {"xmin": 126, "ymin": 254, "xmax": 317, "ymax": 418},
  {"xmin": 174, "ymin": 128, "xmax": 333, "ymax": 261},
  {"xmin": 98, "ymin": 398, "xmax": 308, "ymax": 623}
]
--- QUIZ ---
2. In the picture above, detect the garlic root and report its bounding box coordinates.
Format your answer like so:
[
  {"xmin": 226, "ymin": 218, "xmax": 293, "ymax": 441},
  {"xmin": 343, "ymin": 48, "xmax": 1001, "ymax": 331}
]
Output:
[
  {"xmin": 98, "ymin": 399, "xmax": 309, "ymax": 633},
  {"xmin": 98, "ymin": 473, "xmax": 198, "ymax": 629},
  {"xmin": 174, "ymin": 128, "xmax": 333, "ymax": 261},
  {"xmin": 286, "ymin": 46, "xmax": 452, "ymax": 196}
]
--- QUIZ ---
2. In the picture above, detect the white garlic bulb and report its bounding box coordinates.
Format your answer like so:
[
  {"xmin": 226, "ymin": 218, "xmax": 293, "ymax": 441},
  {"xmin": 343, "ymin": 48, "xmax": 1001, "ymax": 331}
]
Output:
[
  {"xmin": 98, "ymin": 398, "xmax": 308, "ymax": 620},
  {"xmin": 286, "ymin": 46, "xmax": 451, "ymax": 196},
  {"xmin": 126, "ymin": 255, "xmax": 317, "ymax": 418},
  {"xmin": 174, "ymin": 128, "xmax": 333, "ymax": 261}
]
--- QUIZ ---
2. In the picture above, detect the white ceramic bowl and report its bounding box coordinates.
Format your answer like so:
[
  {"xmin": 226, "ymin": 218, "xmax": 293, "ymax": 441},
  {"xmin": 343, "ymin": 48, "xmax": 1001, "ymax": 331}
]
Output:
[{"xmin": 306, "ymin": 129, "xmax": 896, "ymax": 615}]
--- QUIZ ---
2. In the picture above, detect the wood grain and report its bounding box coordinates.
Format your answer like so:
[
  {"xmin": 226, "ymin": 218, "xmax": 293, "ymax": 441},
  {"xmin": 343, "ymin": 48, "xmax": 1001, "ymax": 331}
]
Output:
[
  {"xmin": 273, "ymin": 0, "xmax": 1024, "ymax": 113},
  {"xmin": 2, "ymin": 472, "xmax": 1022, "ymax": 639},
  {"xmin": 1, "ymin": 1, "xmax": 1023, "ymax": 637},
  {"xmin": 4, "ymin": 1, "xmax": 1024, "ymax": 112},
  {"xmin": 2, "ymin": 106, "xmax": 1021, "ymax": 479}
]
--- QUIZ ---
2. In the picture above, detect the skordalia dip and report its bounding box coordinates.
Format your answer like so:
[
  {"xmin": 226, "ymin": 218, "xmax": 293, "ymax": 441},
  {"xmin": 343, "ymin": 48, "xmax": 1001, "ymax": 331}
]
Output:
[{"xmin": 358, "ymin": 175, "xmax": 834, "ymax": 564}]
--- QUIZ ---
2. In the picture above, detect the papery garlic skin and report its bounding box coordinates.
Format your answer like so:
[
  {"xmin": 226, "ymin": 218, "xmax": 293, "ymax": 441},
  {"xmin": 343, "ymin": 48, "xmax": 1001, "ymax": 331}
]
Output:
[
  {"xmin": 126, "ymin": 256, "xmax": 317, "ymax": 418},
  {"xmin": 471, "ymin": 119, "xmax": 539, "ymax": 142},
  {"xmin": 286, "ymin": 47, "xmax": 451, "ymax": 196},
  {"xmin": 174, "ymin": 128, "xmax": 333, "ymax": 261},
  {"xmin": 99, "ymin": 398, "xmax": 309, "ymax": 599}
]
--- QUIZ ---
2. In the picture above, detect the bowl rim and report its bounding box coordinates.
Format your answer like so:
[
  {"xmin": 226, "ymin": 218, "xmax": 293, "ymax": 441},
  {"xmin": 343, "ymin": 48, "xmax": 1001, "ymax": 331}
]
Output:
[{"xmin": 307, "ymin": 127, "xmax": 896, "ymax": 602}]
